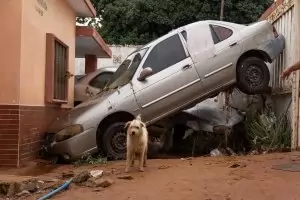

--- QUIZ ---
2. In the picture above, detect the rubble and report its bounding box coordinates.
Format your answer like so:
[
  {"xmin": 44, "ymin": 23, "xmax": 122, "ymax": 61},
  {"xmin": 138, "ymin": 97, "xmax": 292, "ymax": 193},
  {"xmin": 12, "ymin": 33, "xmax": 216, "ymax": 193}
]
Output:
[
  {"xmin": 73, "ymin": 171, "xmax": 91, "ymax": 184},
  {"xmin": 90, "ymin": 170, "xmax": 103, "ymax": 178},
  {"xmin": 117, "ymin": 175, "xmax": 134, "ymax": 180},
  {"xmin": 158, "ymin": 165, "xmax": 171, "ymax": 170},
  {"xmin": 0, "ymin": 177, "xmax": 40, "ymax": 197},
  {"xmin": 61, "ymin": 171, "xmax": 75, "ymax": 179},
  {"xmin": 84, "ymin": 178, "xmax": 114, "ymax": 188}
]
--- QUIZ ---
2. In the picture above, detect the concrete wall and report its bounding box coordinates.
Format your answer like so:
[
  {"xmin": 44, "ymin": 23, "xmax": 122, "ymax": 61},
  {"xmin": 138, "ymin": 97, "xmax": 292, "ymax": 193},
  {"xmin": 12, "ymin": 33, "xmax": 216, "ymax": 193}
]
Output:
[
  {"xmin": 75, "ymin": 45, "xmax": 141, "ymax": 75},
  {"xmin": 20, "ymin": 0, "xmax": 76, "ymax": 108},
  {"xmin": 0, "ymin": 0, "xmax": 23, "ymax": 104}
]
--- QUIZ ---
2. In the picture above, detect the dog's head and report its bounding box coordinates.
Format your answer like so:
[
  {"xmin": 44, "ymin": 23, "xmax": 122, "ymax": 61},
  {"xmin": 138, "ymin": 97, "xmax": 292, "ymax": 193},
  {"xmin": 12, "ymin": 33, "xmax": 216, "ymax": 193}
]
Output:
[{"xmin": 124, "ymin": 115, "xmax": 145, "ymax": 137}]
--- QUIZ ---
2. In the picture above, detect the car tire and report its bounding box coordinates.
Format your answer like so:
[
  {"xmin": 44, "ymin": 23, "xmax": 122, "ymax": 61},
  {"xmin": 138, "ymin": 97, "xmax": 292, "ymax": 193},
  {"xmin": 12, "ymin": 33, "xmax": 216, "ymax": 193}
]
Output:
[
  {"xmin": 101, "ymin": 122, "xmax": 127, "ymax": 160},
  {"xmin": 236, "ymin": 57, "xmax": 270, "ymax": 95}
]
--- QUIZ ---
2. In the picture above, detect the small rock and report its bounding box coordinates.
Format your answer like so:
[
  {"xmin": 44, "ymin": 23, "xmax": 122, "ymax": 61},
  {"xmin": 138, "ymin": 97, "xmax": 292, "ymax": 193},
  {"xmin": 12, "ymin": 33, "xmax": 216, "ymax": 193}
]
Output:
[
  {"xmin": 180, "ymin": 157, "xmax": 193, "ymax": 161},
  {"xmin": 73, "ymin": 171, "xmax": 92, "ymax": 184},
  {"xmin": 20, "ymin": 181, "xmax": 38, "ymax": 193},
  {"xmin": 7, "ymin": 182, "xmax": 20, "ymax": 197},
  {"xmin": 43, "ymin": 180, "xmax": 64, "ymax": 190},
  {"xmin": 92, "ymin": 188, "xmax": 102, "ymax": 192},
  {"xmin": 158, "ymin": 165, "xmax": 171, "ymax": 170},
  {"xmin": 117, "ymin": 175, "xmax": 134, "ymax": 180},
  {"xmin": 42, "ymin": 178, "xmax": 59, "ymax": 183},
  {"xmin": 229, "ymin": 163, "xmax": 246, "ymax": 168},
  {"xmin": 61, "ymin": 171, "xmax": 75, "ymax": 179},
  {"xmin": 94, "ymin": 178, "xmax": 114, "ymax": 188},
  {"xmin": 210, "ymin": 148, "xmax": 223, "ymax": 157},
  {"xmin": 249, "ymin": 150, "xmax": 259, "ymax": 155},
  {"xmin": 90, "ymin": 170, "xmax": 103, "ymax": 178},
  {"xmin": 16, "ymin": 190, "xmax": 30, "ymax": 197},
  {"xmin": 83, "ymin": 179, "xmax": 96, "ymax": 188}
]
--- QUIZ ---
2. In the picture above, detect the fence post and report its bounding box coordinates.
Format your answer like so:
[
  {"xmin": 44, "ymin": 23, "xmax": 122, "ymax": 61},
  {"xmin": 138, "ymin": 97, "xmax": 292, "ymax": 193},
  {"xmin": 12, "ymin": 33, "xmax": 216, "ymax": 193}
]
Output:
[{"xmin": 292, "ymin": 0, "xmax": 300, "ymax": 149}]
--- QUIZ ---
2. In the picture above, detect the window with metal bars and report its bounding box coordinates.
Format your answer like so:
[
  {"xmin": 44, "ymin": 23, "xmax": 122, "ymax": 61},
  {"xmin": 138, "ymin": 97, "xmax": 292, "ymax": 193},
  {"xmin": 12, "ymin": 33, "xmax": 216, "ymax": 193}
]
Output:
[
  {"xmin": 45, "ymin": 33, "xmax": 69, "ymax": 104},
  {"xmin": 54, "ymin": 40, "xmax": 68, "ymax": 101}
]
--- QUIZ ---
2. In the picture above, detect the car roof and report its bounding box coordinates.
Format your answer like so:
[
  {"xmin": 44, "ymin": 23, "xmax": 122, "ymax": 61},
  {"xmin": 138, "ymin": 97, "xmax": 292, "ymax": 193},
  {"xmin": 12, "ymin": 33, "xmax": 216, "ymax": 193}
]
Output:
[
  {"xmin": 76, "ymin": 66, "xmax": 117, "ymax": 84},
  {"xmin": 133, "ymin": 20, "xmax": 244, "ymax": 52}
]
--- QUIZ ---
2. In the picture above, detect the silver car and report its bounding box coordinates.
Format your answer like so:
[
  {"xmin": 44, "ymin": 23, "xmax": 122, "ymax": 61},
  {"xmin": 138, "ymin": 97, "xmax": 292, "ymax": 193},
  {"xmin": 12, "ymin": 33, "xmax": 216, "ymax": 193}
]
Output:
[
  {"xmin": 44, "ymin": 20, "xmax": 285, "ymax": 161},
  {"xmin": 74, "ymin": 67, "xmax": 117, "ymax": 106}
]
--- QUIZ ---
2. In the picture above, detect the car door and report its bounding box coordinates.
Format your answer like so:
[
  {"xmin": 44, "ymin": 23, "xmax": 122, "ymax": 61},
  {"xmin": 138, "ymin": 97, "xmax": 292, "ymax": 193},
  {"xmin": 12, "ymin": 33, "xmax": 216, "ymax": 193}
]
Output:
[
  {"xmin": 131, "ymin": 32, "xmax": 202, "ymax": 123},
  {"xmin": 201, "ymin": 23, "xmax": 242, "ymax": 91}
]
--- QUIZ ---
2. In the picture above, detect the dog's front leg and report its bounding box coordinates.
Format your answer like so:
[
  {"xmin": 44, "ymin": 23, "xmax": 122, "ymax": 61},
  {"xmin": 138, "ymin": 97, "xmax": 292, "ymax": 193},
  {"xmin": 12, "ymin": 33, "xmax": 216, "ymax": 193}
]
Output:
[
  {"xmin": 143, "ymin": 147, "xmax": 148, "ymax": 167},
  {"xmin": 125, "ymin": 150, "xmax": 132, "ymax": 173},
  {"xmin": 139, "ymin": 150, "xmax": 145, "ymax": 172},
  {"xmin": 131, "ymin": 153, "xmax": 135, "ymax": 167}
]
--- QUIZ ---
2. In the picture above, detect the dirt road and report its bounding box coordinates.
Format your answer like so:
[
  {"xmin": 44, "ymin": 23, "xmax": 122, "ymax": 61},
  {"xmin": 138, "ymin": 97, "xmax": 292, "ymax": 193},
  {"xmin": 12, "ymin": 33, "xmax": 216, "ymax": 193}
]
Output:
[{"xmin": 2, "ymin": 153, "xmax": 300, "ymax": 200}]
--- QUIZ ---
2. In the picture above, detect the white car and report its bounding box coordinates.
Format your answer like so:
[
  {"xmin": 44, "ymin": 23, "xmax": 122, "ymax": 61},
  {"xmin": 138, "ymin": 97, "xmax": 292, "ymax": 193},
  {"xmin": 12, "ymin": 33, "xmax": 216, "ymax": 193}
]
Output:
[
  {"xmin": 74, "ymin": 66, "xmax": 117, "ymax": 106},
  {"xmin": 46, "ymin": 20, "xmax": 285, "ymax": 161}
]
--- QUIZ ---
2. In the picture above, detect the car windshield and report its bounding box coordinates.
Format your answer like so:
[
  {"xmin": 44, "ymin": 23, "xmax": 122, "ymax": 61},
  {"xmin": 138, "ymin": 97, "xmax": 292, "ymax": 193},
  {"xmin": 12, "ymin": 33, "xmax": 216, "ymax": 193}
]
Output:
[{"xmin": 105, "ymin": 48, "xmax": 149, "ymax": 90}]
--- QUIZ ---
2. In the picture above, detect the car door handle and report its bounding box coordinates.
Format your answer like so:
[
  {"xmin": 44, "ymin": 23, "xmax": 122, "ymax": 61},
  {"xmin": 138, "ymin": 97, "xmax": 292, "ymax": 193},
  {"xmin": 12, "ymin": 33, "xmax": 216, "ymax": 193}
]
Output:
[
  {"xmin": 229, "ymin": 42, "xmax": 237, "ymax": 47},
  {"xmin": 182, "ymin": 64, "xmax": 191, "ymax": 70}
]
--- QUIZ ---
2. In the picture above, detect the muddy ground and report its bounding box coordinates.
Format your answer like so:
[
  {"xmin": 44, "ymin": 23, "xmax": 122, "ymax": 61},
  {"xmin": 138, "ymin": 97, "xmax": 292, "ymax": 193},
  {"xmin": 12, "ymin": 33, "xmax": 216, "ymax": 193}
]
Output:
[{"xmin": 1, "ymin": 153, "xmax": 300, "ymax": 200}]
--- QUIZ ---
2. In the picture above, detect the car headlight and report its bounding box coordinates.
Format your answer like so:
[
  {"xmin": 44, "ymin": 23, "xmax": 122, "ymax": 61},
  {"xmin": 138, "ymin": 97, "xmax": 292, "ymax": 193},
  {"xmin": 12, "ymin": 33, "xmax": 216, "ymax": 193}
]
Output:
[{"xmin": 54, "ymin": 124, "xmax": 83, "ymax": 142}]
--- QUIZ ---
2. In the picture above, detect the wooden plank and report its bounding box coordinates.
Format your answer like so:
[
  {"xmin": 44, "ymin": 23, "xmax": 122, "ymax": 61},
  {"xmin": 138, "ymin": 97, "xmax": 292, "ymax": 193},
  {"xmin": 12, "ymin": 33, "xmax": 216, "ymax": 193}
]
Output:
[
  {"xmin": 266, "ymin": 0, "xmax": 294, "ymax": 24},
  {"xmin": 292, "ymin": 0, "xmax": 300, "ymax": 150}
]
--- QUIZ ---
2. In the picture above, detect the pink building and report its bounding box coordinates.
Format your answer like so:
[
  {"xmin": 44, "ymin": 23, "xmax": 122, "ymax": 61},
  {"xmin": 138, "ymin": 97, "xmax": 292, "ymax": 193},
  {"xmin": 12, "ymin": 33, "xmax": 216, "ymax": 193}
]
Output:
[{"xmin": 0, "ymin": 0, "xmax": 111, "ymax": 166}]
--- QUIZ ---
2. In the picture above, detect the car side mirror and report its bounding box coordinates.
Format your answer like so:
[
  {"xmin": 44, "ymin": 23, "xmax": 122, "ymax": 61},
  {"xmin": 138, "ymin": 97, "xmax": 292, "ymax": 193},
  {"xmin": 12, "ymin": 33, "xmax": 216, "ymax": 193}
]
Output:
[{"xmin": 137, "ymin": 67, "xmax": 153, "ymax": 81}]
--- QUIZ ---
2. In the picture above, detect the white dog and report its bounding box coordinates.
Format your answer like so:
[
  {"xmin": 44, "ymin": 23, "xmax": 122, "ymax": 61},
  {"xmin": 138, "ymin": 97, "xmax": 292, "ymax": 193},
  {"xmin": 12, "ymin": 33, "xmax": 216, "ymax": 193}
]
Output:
[{"xmin": 124, "ymin": 114, "xmax": 148, "ymax": 172}]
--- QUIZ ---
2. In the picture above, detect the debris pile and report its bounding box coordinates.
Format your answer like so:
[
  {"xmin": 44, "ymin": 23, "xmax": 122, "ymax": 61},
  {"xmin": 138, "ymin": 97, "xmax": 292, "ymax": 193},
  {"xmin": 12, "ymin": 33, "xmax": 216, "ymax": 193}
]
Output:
[{"xmin": 0, "ymin": 169, "xmax": 119, "ymax": 199}]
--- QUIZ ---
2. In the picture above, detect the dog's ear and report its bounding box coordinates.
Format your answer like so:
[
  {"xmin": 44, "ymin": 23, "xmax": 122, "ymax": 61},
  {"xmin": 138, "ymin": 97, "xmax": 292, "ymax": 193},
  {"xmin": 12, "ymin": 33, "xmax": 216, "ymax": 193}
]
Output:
[
  {"xmin": 140, "ymin": 122, "xmax": 145, "ymax": 128},
  {"xmin": 124, "ymin": 121, "xmax": 131, "ymax": 130}
]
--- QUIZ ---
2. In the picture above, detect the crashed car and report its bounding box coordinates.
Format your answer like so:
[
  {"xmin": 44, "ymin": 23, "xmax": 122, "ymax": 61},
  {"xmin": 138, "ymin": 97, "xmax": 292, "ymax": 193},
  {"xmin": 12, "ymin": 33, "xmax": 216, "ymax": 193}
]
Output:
[
  {"xmin": 43, "ymin": 19, "xmax": 284, "ymax": 161},
  {"xmin": 74, "ymin": 66, "xmax": 117, "ymax": 106}
]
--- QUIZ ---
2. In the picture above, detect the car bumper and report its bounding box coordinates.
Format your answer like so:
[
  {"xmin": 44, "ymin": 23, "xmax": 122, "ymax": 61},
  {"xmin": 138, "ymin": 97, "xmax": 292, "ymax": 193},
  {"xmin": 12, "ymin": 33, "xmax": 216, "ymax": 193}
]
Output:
[
  {"xmin": 260, "ymin": 34, "xmax": 285, "ymax": 61},
  {"xmin": 45, "ymin": 127, "xmax": 98, "ymax": 161}
]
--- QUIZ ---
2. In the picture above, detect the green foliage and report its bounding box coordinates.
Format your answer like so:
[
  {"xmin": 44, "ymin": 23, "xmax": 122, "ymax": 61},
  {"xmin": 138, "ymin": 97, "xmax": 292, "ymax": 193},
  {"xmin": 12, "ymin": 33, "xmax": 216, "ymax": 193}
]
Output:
[
  {"xmin": 73, "ymin": 154, "xmax": 108, "ymax": 166},
  {"xmin": 246, "ymin": 111, "xmax": 291, "ymax": 152},
  {"xmin": 77, "ymin": 0, "xmax": 272, "ymax": 45}
]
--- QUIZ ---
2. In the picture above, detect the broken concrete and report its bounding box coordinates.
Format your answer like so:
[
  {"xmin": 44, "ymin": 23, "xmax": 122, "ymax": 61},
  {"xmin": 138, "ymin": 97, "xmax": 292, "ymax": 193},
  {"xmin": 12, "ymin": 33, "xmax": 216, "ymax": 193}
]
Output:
[{"xmin": 73, "ymin": 171, "xmax": 92, "ymax": 184}]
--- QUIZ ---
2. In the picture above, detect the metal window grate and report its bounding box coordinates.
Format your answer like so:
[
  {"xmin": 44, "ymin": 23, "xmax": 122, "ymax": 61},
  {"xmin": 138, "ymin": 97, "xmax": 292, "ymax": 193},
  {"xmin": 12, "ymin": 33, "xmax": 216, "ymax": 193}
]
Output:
[{"xmin": 54, "ymin": 40, "xmax": 68, "ymax": 100}]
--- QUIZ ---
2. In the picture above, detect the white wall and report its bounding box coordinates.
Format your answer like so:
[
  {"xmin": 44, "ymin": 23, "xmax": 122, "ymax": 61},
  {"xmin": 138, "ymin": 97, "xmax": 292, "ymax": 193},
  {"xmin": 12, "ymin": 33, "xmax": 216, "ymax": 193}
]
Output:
[{"xmin": 75, "ymin": 45, "xmax": 141, "ymax": 75}]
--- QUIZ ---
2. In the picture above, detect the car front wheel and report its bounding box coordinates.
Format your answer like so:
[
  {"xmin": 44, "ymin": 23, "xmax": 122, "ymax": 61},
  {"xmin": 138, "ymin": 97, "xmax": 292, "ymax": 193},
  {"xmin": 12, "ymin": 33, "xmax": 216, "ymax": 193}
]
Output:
[
  {"xmin": 236, "ymin": 57, "xmax": 270, "ymax": 95},
  {"xmin": 101, "ymin": 122, "xmax": 127, "ymax": 160}
]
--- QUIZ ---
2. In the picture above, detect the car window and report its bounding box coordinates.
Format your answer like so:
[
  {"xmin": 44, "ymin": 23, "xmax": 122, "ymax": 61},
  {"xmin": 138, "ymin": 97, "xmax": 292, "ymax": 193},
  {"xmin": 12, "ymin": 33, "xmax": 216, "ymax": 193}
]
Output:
[
  {"xmin": 210, "ymin": 25, "xmax": 233, "ymax": 44},
  {"xmin": 142, "ymin": 34, "xmax": 187, "ymax": 75},
  {"xmin": 89, "ymin": 72, "xmax": 113, "ymax": 89}
]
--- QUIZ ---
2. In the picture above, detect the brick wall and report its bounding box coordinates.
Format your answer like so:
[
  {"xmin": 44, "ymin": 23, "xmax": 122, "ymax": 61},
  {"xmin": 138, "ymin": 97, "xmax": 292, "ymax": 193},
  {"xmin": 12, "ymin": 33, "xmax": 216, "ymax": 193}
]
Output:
[
  {"xmin": 0, "ymin": 105, "xmax": 19, "ymax": 166},
  {"xmin": 0, "ymin": 104, "xmax": 68, "ymax": 167}
]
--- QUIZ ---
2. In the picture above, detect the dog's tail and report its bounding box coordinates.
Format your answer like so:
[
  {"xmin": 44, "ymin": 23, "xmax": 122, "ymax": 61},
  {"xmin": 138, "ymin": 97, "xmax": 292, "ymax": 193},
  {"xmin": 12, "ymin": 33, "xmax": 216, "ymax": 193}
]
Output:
[{"xmin": 136, "ymin": 114, "xmax": 142, "ymax": 121}]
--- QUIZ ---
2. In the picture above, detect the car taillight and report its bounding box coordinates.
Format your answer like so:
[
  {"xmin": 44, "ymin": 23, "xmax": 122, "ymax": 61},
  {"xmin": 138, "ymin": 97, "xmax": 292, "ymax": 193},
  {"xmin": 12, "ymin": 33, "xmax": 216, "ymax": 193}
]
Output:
[{"xmin": 272, "ymin": 25, "xmax": 279, "ymax": 38}]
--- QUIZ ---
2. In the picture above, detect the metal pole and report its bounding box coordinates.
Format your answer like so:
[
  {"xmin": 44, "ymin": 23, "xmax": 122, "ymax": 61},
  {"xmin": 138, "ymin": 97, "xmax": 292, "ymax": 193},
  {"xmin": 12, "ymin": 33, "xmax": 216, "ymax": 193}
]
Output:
[{"xmin": 220, "ymin": 0, "xmax": 225, "ymax": 21}]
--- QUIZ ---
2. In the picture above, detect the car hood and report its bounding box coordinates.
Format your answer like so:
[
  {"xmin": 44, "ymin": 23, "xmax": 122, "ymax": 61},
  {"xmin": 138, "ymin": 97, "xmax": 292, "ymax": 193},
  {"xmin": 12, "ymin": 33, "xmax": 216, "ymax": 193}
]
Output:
[
  {"xmin": 183, "ymin": 98, "xmax": 244, "ymax": 132},
  {"xmin": 46, "ymin": 89, "xmax": 116, "ymax": 133}
]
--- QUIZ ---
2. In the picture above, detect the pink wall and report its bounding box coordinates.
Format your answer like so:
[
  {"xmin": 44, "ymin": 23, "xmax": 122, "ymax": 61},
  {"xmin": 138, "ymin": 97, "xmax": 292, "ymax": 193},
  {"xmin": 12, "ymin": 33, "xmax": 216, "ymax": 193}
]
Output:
[
  {"xmin": 0, "ymin": 0, "xmax": 76, "ymax": 107},
  {"xmin": 0, "ymin": 1, "xmax": 23, "ymax": 104},
  {"xmin": 20, "ymin": 0, "xmax": 76, "ymax": 107}
]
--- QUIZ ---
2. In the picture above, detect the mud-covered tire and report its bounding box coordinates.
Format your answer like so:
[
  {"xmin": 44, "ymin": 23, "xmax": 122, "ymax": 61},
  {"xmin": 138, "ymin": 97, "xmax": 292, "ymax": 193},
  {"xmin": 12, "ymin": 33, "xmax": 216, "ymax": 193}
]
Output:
[
  {"xmin": 237, "ymin": 57, "xmax": 270, "ymax": 95},
  {"xmin": 101, "ymin": 122, "xmax": 127, "ymax": 160}
]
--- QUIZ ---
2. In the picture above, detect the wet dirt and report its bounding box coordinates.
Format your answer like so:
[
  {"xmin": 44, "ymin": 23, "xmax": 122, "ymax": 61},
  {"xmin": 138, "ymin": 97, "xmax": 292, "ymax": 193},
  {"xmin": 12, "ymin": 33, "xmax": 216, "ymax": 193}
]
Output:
[{"xmin": 2, "ymin": 153, "xmax": 300, "ymax": 200}]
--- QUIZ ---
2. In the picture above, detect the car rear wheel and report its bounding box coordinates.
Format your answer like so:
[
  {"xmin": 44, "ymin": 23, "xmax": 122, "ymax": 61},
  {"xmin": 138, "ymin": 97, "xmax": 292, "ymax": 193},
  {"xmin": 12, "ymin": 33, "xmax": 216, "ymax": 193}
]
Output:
[
  {"xmin": 101, "ymin": 122, "xmax": 127, "ymax": 160},
  {"xmin": 236, "ymin": 57, "xmax": 270, "ymax": 95}
]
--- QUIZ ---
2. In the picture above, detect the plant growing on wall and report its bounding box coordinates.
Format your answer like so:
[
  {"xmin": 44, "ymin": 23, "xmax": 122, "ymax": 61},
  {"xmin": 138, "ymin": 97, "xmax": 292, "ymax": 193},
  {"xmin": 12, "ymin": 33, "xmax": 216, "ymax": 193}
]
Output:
[{"xmin": 246, "ymin": 111, "xmax": 291, "ymax": 152}]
